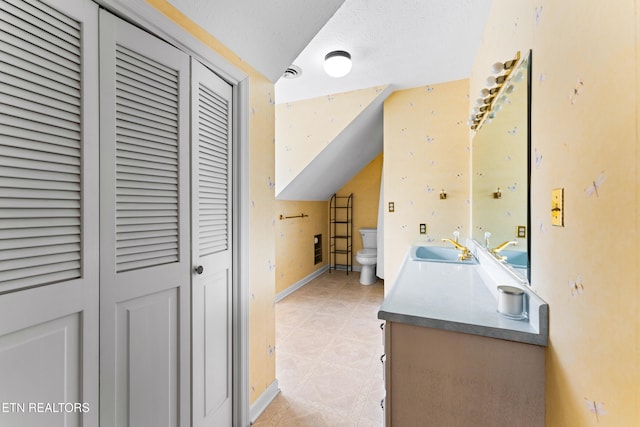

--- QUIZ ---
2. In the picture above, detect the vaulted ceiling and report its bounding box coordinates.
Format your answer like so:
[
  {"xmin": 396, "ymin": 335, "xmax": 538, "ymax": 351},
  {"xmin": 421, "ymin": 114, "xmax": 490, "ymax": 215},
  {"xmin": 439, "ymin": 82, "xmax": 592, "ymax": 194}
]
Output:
[
  {"xmin": 168, "ymin": 0, "xmax": 492, "ymax": 99},
  {"xmin": 168, "ymin": 0, "xmax": 493, "ymax": 200},
  {"xmin": 166, "ymin": 0, "xmax": 346, "ymax": 82}
]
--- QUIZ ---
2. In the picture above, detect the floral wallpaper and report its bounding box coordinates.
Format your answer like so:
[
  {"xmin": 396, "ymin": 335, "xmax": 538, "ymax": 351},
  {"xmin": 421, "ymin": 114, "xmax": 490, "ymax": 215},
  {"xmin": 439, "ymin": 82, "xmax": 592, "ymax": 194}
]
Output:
[
  {"xmin": 383, "ymin": 79, "xmax": 471, "ymax": 286},
  {"xmin": 473, "ymin": 0, "xmax": 639, "ymax": 424},
  {"xmin": 274, "ymin": 200, "xmax": 327, "ymax": 295},
  {"xmin": 275, "ymin": 85, "xmax": 388, "ymax": 196}
]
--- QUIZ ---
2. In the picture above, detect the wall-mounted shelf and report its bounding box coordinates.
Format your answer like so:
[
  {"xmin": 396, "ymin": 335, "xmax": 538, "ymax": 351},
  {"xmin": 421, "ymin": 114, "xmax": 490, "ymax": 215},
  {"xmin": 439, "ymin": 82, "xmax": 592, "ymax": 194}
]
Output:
[{"xmin": 329, "ymin": 193, "xmax": 353, "ymax": 274}]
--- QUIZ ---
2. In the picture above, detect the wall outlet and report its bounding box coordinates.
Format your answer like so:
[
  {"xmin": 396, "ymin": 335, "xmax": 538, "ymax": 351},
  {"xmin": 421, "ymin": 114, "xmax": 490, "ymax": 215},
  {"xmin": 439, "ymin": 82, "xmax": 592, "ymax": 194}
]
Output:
[
  {"xmin": 419, "ymin": 223, "xmax": 427, "ymax": 234},
  {"xmin": 388, "ymin": 202, "xmax": 395, "ymax": 212},
  {"xmin": 517, "ymin": 226, "xmax": 526, "ymax": 238}
]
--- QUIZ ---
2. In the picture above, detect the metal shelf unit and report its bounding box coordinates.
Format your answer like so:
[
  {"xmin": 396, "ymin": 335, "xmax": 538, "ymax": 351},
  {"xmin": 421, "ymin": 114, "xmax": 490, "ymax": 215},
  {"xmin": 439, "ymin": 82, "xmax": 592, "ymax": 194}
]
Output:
[{"xmin": 329, "ymin": 193, "xmax": 353, "ymax": 273}]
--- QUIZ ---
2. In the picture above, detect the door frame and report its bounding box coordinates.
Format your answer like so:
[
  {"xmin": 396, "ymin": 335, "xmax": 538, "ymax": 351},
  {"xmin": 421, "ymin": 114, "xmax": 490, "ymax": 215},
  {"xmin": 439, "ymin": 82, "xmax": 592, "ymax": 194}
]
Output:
[{"xmin": 95, "ymin": 2, "xmax": 251, "ymax": 425}]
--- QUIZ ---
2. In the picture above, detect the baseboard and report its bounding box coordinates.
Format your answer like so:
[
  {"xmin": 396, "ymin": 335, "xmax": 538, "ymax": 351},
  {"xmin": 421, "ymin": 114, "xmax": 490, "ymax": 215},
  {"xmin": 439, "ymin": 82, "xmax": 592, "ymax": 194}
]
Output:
[
  {"xmin": 249, "ymin": 379, "xmax": 280, "ymax": 424},
  {"xmin": 275, "ymin": 265, "xmax": 329, "ymax": 302}
]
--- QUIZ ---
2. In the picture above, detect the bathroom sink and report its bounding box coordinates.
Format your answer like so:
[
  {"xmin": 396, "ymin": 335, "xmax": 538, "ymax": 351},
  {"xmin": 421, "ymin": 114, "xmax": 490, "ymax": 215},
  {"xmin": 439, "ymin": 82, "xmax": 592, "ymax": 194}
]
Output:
[
  {"xmin": 411, "ymin": 246, "xmax": 478, "ymax": 264},
  {"xmin": 497, "ymin": 250, "xmax": 528, "ymax": 268}
]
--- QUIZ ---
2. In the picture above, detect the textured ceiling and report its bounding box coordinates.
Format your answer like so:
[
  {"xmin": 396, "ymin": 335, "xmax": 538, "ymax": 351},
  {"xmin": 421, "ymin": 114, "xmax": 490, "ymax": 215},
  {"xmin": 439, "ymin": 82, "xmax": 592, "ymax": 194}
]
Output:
[
  {"xmin": 167, "ymin": 0, "xmax": 345, "ymax": 82},
  {"xmin": 167, "ymin": 0, "xmax": 492, "ymax": 103},
  {"xmin": 165, "ymin": 0, "xmax": 494, "ymax": 201},
  {"xmin": 275, "ymin": 0, "xmax": 493, "ymax": 103}
]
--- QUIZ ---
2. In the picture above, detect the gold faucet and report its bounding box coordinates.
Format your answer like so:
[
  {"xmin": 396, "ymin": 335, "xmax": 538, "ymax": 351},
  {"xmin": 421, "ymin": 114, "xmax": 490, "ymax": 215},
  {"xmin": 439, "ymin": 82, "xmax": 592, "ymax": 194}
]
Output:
[
  {"xmin": 491, "ymin": 240, "xmax": 518, "ymax": 261},
  {"xmin": 441, "ymin": 238, "xmax": 473, "ymax": 261}
]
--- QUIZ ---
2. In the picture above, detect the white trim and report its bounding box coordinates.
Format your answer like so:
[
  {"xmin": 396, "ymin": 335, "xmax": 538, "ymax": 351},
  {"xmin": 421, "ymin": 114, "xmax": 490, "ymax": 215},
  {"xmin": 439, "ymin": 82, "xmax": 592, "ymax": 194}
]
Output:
[
  {"xmin": 233, "ymin": 78, "xmax": 251, "ymax": 427},
  {"xmin": 94, "ymin": 0, "xmax": 247, "ymax": 84},
  {"xmin": 275, "ymin": 265, "xmax": 329, "ymax": 302},
  {"xmin": 249, "ymin": 379, "xmax": 280, "ymax": 424}
]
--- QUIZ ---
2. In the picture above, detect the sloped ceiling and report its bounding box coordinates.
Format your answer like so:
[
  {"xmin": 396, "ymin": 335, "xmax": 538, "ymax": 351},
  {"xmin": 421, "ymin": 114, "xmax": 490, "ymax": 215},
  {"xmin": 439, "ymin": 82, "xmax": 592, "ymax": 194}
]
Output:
[
  {"xmin": 165, "ymin": 0, "xmax": 493, "ymax": 201},
  {"xmin": 276, "ymin": 86, "xmax": 392, "ymax": 201},
  {"xmin": 166, "ymin": 0, "xmax": 345, "ymax": 81},
  {"xmin": 275, "ymin": 0, "xmax": 493, "ymax": 103},
  {"xmin": 273, "ymin": 0, "xmax": 492, "ymax": 201}
]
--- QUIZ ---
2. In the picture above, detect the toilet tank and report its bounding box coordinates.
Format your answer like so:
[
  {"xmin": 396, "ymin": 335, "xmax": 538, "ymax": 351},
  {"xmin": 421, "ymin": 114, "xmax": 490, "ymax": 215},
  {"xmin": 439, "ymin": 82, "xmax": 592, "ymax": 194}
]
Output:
[{"xmin": 359, "ymin": 228, "xmax": 377, "ymax": 249}]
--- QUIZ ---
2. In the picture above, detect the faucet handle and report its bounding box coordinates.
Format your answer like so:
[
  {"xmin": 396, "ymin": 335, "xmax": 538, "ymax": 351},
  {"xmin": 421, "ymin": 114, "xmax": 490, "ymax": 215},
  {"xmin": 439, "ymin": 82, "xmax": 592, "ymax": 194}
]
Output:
[
  {"xmin": 491, "ymin": 240, "xmax": 518, "ymax": 254},
  {"xmin": 442, "ymin": 238, "xmax": 471, "ymax": 259}
]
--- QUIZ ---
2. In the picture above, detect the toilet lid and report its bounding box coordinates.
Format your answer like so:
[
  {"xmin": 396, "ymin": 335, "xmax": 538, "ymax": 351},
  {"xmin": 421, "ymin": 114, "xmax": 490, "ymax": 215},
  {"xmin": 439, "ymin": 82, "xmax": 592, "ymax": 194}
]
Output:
[{"xmin": 357, "ymin": 249, "xmax": 377, "ymax": 258}]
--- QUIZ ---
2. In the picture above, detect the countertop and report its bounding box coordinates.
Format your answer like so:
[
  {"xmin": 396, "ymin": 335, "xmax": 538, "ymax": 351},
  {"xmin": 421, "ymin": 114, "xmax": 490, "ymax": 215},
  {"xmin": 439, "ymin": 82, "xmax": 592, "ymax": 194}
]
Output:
[{"xmin": 377, "ymin": 251, "xmax": 548, "ymax": 346}]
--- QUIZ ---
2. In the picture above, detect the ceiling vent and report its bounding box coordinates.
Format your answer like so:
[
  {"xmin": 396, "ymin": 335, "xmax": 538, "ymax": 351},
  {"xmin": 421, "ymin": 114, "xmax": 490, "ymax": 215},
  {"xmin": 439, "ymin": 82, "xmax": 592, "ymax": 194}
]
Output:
[{"xmin": 283, "ymin": 65, "xmax": 302, "ymax": 79}]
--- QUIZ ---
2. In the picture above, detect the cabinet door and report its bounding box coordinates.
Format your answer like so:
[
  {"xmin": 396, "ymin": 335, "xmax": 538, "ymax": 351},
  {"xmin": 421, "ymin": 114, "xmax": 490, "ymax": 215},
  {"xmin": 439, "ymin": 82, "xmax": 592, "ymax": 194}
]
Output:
[
  {"xmin": 387, "ymin": 322, "xmax": 545, "ymax": 426},
  {"xmin": 0, "ymin": 0, "xmax": 99, "ymax": 425},
  {"xmin": 98, "ymin": 10, "xmax": 191, "ymax": 427}
]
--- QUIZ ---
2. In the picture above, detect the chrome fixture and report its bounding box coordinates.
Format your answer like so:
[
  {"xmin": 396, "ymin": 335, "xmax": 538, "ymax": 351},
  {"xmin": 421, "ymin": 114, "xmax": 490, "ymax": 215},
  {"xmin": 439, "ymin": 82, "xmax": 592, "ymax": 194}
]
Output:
[{"xmin": 483, "ymin": 231, "xmax": 492, "ymax": 248}]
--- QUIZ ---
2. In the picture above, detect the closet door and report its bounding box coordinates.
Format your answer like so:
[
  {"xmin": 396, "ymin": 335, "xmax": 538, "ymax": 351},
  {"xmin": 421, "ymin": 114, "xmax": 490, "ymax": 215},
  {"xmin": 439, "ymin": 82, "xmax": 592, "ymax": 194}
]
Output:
[
  {"xmin": 99, "ymin": 11, "xmax": 190, "ymax": 427},
  {"xmin": 191, "ymin": 59, "xmax": 233, "ymax": 427},
  {"xmin": 0, "ymin": 0, "xmax": 99, "ymax": 426}
]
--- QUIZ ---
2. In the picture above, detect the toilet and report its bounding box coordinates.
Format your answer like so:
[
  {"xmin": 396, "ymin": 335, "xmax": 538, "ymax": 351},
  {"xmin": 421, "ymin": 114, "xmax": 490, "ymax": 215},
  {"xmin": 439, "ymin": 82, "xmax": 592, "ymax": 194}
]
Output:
[{"xmin": 356, "ymin": 228, "xmax": 377, "ymax": 285}]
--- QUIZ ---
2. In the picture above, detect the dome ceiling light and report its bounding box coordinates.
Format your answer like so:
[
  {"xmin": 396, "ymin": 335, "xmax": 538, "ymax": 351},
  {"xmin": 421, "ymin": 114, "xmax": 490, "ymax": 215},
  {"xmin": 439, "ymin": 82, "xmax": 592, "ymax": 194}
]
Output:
[{"xmin": 324, "ymin": 50, "xmax": 352, "ymax": 78}]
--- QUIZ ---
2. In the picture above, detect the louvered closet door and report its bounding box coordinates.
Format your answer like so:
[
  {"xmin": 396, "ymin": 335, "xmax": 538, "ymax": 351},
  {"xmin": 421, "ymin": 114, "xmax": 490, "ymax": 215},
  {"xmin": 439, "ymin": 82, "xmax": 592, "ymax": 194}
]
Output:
[
  {"xmin": 191, "ymin": 59, "xmax": 233, "ymax": 427},
  {"xmin": 99, "ymin": 11, "xmax": 190, "ymax": 427},
  {"xmin": 0, "ymin": 0, "xmax": 99, "ymax": 426}
]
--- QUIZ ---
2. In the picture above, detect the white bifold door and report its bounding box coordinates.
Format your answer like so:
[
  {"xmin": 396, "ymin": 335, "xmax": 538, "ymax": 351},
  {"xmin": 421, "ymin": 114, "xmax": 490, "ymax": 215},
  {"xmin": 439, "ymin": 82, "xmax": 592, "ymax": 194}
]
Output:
[
  {"xmin": 0, "ymin": 2, "xmax": 235, "ymax": 425},
  {"xmin": 0, "ymin": 0, "xmax": 99, "ymax": 426},
  {"xmin": 191, "ymin": 59, "xmax": 234, "ymax": 427},
  {"xmin": 98, "ymin": 10, "xmax": 191, "ymax": 427}
]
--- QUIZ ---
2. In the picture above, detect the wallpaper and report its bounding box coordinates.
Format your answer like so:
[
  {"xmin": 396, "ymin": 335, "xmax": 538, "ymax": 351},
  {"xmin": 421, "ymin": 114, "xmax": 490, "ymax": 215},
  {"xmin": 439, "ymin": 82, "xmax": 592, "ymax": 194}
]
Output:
[
  {"xmin": 275, "ymin": 85, "xmax": 388, "ymax": 195},
  {"xmin": 473, "ymin": 0, "xmax": 639, "ymax": 424},
  {"xmin": 274, "ymin": 200, "xmax": 328, "ymax": 295},
  {"xmin": 383, "ymin": 79, "xmax": 471, "ymax": 286}
]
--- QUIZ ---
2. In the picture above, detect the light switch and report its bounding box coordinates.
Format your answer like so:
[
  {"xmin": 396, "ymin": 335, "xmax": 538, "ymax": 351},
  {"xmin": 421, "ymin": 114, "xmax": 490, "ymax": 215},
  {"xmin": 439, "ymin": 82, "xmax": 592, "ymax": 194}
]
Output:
[{"xmin": 551, "ymin": 188, "xmax": 564, "ymax": 227}]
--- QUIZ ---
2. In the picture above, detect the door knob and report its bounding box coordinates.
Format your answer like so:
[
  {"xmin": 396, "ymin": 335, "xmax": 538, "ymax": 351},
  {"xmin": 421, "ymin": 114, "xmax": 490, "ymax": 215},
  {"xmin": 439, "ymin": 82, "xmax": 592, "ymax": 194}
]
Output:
[{"xmin": 194, "ymin": 265, "xmax": 204, "ymax": 275}]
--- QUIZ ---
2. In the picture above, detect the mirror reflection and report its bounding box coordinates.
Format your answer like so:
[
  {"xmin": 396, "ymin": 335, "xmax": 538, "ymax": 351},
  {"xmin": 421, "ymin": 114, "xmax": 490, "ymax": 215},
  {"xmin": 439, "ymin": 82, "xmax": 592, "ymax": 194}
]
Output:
[{"xmin": 472, "ymin": 52, "xmax": 530, "ymax": 275}]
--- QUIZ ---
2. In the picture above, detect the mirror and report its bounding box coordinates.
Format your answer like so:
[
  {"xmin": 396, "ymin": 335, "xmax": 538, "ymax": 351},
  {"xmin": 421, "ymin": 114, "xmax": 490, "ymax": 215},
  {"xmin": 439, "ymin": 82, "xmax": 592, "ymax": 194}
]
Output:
[{"xmin": 472, "ymin": 51, "xmax": 531, "ymax": 278}]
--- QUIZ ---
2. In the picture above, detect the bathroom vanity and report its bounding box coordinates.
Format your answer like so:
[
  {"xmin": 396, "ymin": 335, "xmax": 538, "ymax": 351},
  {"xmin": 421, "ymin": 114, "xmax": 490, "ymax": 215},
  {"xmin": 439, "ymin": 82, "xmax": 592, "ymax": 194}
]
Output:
[
  {"xmin": 378, "ymin": 243, "xmax": 548, "ymax": 426},
  {"xmin": 377, "ymin": 50, "xmax": 542, "ymax": 426}
]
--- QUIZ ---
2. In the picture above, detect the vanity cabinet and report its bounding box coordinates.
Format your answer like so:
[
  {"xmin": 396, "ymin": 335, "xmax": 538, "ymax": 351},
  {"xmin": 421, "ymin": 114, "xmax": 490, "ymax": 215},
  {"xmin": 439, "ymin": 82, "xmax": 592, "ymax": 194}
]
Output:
[{"xmin": 384, "ymin": 321, "xmax": 545, "ymax": 427}]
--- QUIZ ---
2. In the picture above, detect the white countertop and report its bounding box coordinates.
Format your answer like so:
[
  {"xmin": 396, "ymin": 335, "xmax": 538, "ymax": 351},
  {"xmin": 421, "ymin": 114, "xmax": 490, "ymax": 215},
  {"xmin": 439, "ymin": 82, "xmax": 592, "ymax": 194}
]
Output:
[{"xmin": 378, "ymin": 249, "xmax": 548, "ymax": 346}]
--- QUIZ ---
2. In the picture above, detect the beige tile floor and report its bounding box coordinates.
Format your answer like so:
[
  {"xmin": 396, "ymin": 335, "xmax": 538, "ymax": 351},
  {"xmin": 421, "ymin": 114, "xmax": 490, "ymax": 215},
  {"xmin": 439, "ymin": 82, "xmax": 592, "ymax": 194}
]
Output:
[{"xmin": 253, "ymin": 271, "xmax": 385, "ymax": 426}]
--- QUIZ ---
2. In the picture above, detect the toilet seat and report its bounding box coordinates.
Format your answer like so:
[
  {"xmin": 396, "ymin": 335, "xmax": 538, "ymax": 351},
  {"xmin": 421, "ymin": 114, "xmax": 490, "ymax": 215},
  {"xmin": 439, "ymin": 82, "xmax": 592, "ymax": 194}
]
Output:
[
  {"xmin": 357, "ymin": 228, "xmax": 378, "ymax": 285},
  {"xmin": 357, "ymin": 249, "xmax": 377, "ymax": 258}
]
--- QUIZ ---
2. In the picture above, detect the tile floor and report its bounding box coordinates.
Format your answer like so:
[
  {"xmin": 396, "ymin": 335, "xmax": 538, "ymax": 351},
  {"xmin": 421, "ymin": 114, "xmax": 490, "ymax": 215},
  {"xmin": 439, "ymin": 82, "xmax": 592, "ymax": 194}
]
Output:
[{"xmin": 253, "ymin": 271, "xmax": 385, "ymax": 426}]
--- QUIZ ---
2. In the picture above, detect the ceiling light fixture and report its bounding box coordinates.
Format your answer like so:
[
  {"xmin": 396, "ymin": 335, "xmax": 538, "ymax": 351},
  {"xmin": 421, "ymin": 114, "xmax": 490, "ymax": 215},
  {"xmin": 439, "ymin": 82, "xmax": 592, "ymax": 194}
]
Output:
[{"xmin": 324, "ymin": 50, "xmax": 352, "ymax": 78}]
